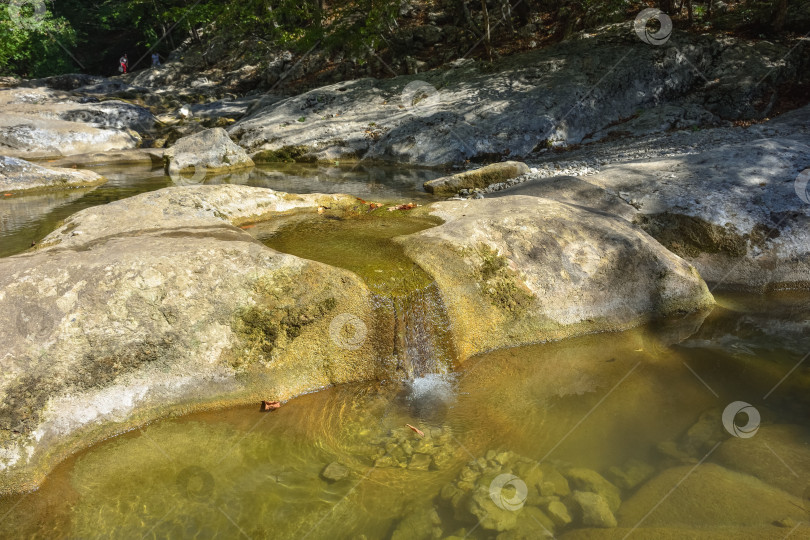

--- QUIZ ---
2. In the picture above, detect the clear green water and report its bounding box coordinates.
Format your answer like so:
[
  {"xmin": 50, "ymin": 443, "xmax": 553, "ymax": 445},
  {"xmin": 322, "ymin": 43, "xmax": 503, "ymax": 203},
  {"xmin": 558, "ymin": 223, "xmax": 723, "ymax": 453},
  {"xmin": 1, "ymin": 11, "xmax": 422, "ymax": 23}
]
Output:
[
  {"xmin": 0, "ymin": 163, "xmax": 442, "ymax": 258},
  {"xmin": 260, "ymin": 213, "xmax": 457, "ymax": 377},
  {"xmin": 1, "ymin": 293, "xmax": 809, "ymax": 539},
  {"xmin": 259, "ymin": 213, "xmax": 442, "ymax": 297}
]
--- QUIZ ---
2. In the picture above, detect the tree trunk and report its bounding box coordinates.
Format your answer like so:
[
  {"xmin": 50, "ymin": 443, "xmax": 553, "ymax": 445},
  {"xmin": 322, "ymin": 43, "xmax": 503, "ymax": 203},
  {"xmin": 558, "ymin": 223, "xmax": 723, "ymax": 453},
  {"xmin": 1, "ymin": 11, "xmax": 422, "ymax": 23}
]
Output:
[
  {"xmin": 481, "ymin": 0, "xmax": 492, "ymax": 61},
  {"xmin": 686, "ymin": 0, "xmax": 693, "ymax": 25},
  {"xmin": 772, "ymin": 0, "xmax": 788, "ymax": 32}
]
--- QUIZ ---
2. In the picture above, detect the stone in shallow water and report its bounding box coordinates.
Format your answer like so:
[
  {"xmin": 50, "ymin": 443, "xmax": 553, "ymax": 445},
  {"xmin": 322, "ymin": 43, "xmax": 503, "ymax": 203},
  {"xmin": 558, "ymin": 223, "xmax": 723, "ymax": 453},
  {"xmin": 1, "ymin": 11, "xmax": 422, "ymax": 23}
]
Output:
[
  {"xmin": 320, "ymin": 461, "xmax": 349, "ymax": 482},
  {"xmin": 562, "ymin": 468, "xmax": 621, "ymax": 513},
  {"xmin": 571, "ymin": 491, "xmax": 617, "ymax": 528},
  {"xmin": 606, "ymin": 458, "xmax": 655, "ymax": 491},
  {"xmin": 408, "ymin": 453, "xmax": 432, "ymax": 471},
  {"xmin": 546, "ymin": 500, "xmax": 572, "ymax": 528}
]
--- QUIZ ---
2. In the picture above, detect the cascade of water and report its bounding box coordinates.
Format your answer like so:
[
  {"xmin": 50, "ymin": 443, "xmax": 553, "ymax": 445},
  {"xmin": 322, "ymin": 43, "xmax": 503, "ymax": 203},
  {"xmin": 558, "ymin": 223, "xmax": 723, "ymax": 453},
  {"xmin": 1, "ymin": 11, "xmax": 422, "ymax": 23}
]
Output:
[{"xmin": 389, "ymin": 281, "xmax": 456, "ymax": 378}]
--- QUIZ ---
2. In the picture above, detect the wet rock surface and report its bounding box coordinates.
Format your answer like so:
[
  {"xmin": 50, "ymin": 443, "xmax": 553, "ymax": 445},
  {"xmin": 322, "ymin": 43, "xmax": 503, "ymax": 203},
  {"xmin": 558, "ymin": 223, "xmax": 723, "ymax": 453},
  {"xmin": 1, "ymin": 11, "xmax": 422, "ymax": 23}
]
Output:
[{"xmin": 0, "ymin": 156, "xmax": 106, "ymax": 193}]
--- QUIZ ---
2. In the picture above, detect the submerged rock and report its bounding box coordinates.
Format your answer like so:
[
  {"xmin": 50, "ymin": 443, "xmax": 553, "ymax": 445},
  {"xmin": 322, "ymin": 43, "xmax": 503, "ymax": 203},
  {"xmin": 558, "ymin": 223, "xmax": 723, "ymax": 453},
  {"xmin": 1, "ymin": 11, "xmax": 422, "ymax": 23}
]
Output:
[
  {"xmin": 0, "ymin": 155, "xmax": 106, "ymax": 193},
  {"xmin": 163, "ymin": 128, "xmax": 254, "ymax": 175},
  {"xmin": 562, "ymin": 468, "xmax": 621, "ymax": 513},
  {"xmin": 396, "ymin": 196, "xmax": 714, "ymax": 360},
  {"xmin": 424, "ymin": 161, "xmax": 529, "ymax": 196},
  {"xmin": 714, "ymin": 424, "xmax": 810, "ymax": 498},
  {"xmin": 570, "ymin": 491, "xmax": 617, "ymax": 528},
  {"xmin": 617, "ymin": 463, "xmax": 806, "ymax": 528},
  {"xmin": 320, "ymin": 462, "xmax": 350, "ymax": 482}
]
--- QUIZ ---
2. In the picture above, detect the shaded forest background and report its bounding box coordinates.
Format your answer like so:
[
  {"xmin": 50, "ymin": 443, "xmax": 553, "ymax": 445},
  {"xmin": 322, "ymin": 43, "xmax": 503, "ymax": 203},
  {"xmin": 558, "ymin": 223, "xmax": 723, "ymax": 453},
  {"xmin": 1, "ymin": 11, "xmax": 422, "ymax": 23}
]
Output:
[{"xmin": 0, "ymin": 0, "xmax": 807, "ymax": 78}]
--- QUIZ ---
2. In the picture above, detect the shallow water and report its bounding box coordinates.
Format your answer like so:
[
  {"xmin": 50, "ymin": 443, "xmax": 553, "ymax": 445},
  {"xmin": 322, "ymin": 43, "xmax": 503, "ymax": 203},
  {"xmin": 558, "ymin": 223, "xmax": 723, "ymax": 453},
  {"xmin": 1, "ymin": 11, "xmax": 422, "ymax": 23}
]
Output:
[
  {"xmin": 2, "ymin": 293, "xmax": 809, "ymax": 539},
  {"xmin": 0, "ymin": 163, "xmax": 442, "ymax": 258},
  {"xmin": 261, "ymin": 213, "xmax": 457, "ymax": 377}
]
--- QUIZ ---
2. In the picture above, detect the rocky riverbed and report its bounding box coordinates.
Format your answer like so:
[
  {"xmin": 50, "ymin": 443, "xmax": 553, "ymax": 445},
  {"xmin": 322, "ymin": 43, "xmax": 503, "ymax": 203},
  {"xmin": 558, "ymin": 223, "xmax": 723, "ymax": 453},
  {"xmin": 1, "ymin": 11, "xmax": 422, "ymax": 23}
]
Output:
[{"xmin": 1, "ymin": 19, "xmax": 809, "ymax": 504}]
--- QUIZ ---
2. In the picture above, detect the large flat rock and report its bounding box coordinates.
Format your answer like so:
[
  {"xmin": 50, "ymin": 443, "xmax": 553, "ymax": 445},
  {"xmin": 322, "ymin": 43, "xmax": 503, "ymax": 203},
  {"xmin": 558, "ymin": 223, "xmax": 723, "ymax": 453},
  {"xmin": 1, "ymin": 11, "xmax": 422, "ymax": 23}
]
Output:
[
  {"xmin": 396, "ymin": 196, "xmax": 714, "ymax": 360},
  {"xmin": 0, "ymin": 185, "xmax": 388, "ymax": 496},
  {"xmin": 0, "ymin": 87, "xmax": 154, "ymax": 158},
  {"xmin": 229, "ymin": 28, "xmax": 807, "ymax": 166},
  {"xmin": 585, "ymin": 112, "xmax": 810, "ymax": 291},
  {"xmin": 0, "ymin": 156, "xmax": 106, "ymax": 193}
]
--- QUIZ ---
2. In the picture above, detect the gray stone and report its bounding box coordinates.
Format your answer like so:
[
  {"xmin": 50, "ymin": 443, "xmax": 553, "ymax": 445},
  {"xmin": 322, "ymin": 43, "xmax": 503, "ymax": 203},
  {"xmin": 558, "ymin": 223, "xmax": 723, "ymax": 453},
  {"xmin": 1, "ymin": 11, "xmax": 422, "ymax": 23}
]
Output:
[
  {"xmin": 0, "ymin": 156, "xmax": 106, "ymax": 193},
  {"xmin": 571, "ymin": 491, "xmax": 617, "ymax": 528},
  {"xmin": 396, "ymin": 196, "xmax": 714, "ymax": 361},
  {"xmin": 164, "ymin": 128, "xmax": 254, "ymax": 175},
  {"xmin": 320, "ymin": 462, "xmax": 349, "ymax": 482},
  {"xmin": 563, "ymin": 468, "xmax": 621, "ymax": 513},
  {"xmin": 424, "ymin": 161, "xmax": 530, "ymax": 195},
  {"xmin": 0, "ymin": 185, "xmax": 383, "ymax": 496}
]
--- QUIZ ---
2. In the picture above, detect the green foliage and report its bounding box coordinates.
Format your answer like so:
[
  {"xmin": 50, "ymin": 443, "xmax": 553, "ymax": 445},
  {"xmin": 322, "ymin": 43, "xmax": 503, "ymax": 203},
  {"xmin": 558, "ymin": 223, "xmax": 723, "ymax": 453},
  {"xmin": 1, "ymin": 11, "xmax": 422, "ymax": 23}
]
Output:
[{"xmin": 0, "ymin": 2, "xmax": 78, "ymax": 76}]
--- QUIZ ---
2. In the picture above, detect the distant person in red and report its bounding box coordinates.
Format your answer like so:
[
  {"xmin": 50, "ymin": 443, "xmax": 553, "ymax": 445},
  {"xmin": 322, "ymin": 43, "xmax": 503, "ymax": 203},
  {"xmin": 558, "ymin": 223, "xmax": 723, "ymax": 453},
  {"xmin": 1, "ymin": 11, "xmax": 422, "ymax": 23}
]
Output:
[{"xmin": 119, "ymin": 54, "xmax": 128, "ymax": 74}]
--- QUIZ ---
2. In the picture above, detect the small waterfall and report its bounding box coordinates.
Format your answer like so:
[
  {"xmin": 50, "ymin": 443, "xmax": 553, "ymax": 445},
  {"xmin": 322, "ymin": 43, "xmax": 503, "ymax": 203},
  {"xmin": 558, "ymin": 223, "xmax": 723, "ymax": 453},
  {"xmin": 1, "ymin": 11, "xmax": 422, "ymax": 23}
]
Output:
[{"xmin": 383, "ymin": 281, "xmax": 457, "ymax": 379}]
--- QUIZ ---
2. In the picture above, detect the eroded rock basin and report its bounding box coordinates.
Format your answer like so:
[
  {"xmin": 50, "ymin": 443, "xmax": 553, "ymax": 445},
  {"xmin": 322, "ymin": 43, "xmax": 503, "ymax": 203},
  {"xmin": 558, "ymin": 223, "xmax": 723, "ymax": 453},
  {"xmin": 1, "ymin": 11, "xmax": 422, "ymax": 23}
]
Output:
[{"xmin": 1, "ymin": 292, "xmax": 809, "ymax": 539}]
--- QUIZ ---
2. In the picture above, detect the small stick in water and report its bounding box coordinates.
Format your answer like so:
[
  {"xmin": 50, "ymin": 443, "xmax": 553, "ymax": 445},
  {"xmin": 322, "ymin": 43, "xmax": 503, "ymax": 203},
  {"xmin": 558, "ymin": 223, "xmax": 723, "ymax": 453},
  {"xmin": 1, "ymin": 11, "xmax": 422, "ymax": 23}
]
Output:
[{"xmin": 406, "ymin": 424, "xmax": 425, "ymax": 438}]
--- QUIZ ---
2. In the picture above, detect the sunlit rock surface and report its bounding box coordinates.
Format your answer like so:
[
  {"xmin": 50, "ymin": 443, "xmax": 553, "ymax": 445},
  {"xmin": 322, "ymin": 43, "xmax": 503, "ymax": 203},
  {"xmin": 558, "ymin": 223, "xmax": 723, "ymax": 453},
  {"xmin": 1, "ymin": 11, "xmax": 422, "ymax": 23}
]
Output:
[
  {"xmin": 397, "ymin": 195, "xmax": 714, "ymax": 359},
  {"xmin": 0, "ymin": 156, "xmax": 106, "ymax": 193}
]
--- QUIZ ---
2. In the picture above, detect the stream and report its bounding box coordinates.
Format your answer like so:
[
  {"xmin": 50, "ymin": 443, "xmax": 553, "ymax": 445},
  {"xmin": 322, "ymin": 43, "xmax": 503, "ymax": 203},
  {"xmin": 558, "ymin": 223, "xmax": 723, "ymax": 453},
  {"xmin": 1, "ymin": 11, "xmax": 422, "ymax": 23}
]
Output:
[
  {"xmin": 2, "ymin": 166, "xmax": 810, "ymax": 538},
  {"xmin": 0, "ymin": 293, "xmax": 809, "ymax": 538}
]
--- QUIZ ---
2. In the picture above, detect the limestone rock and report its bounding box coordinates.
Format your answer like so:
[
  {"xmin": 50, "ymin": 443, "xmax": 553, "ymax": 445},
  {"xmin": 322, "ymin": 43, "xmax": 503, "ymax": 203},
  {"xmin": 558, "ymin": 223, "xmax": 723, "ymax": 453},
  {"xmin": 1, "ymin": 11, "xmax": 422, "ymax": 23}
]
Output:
[
  {"xmin": 164, "ymin": 128, "xmax": 254, "ymax": 175},
  {"xmin": 320, "ymin": 462, "xmax": 349, "ymax": 482},
  {"xmin": 396, "ymin": 196, "xmax": 714, "ymax": 360},
  {"xmin": 0, "ymin": 156, "xmax": 106, "ymax": 193},
  {"xmin": 714, "ymin": 424, "xmax": 810, "ymax": 497},
  {"xmin": 617, "ymin": 464, "xmax": 806, "ymax": 528},
  {"xmin": 563, "ymin": 469, "xmax": 621, "ymax": 513},
  {"xmin": 424, "ymin": 161, "xmax": 529, "ymax": 196},
  {"xmin": 571, "ymin": 491, "xmax": 617, "ymax": 528},
  {"xmin": 588, "ymin": 130, "xmax": 810, "ymax": 291},
  {"xmin": 0, "ymin": 185, "xmax": 384, "ymax": 496},
  {"xmin": 0, "ymin": 87, "xmax": 153, "ymax": 158},
  {"xmin": 229, "ymin": 29, "xmax": 805, "ymax": 166}
]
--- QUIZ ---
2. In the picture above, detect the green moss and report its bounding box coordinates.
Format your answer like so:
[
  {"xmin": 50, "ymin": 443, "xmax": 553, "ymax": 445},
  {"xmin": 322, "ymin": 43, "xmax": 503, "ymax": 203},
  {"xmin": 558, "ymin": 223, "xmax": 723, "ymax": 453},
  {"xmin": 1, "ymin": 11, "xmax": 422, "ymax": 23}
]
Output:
[
  {"xmin": 231, "ymin": 284, "xmax": 337, "ymax": 367},
  {"xmin": 252, "ymin": 145, "xmax": 315, "ymax": 163},
  {"xmin": 635, "ymin": 213, "xmax": 748, "ymax": 258},
  {"xmin": 472, "ymin": 244, "xmax": 534, "ymax": 315}
]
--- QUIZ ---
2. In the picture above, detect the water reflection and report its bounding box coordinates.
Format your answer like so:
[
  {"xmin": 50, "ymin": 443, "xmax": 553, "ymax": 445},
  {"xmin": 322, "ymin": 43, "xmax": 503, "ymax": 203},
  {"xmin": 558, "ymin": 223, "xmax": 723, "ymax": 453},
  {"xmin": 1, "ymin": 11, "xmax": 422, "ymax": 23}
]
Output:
[{"xmin": 0, "ymin": 163, "xmax": 443, "ymax": 258}]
